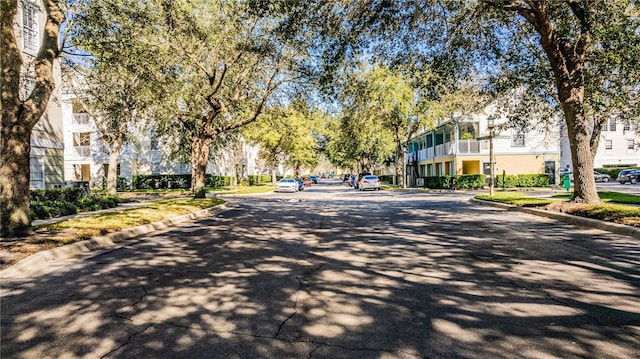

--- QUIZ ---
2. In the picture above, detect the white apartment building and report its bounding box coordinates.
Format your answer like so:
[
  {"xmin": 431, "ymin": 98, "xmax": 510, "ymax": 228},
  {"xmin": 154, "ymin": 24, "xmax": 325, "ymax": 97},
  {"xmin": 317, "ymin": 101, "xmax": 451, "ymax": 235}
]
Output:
[
  {"xmin": 62, "ymin": 90, "xmax": 282, "ymax": 188},
  {"xmin": 559, "ymin": 120, "xmax": 640, "ymax": 170}
]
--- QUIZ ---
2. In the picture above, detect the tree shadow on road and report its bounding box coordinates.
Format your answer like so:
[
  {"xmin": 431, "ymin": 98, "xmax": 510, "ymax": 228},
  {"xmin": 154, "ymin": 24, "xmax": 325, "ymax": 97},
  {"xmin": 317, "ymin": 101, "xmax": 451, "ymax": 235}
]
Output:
[{"xmin": 1, "ymin": 194, "xmax": 639, "ymax": 358}]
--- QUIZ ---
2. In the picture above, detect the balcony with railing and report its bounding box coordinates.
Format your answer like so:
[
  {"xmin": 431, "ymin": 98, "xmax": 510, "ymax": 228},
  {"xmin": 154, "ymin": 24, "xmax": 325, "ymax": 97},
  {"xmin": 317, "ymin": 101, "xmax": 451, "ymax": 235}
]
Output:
[{"xmin": 457, "ymin": 139, "xmax": 480, "ymax": 154}]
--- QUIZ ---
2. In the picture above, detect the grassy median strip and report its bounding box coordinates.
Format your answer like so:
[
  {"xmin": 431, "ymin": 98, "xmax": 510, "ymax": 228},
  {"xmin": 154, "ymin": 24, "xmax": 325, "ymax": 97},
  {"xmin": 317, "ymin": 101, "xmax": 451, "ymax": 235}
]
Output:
[
  {"xmin": 475, "ymin": 191, "xmax": 640, "ymax": 227},
  {"xmin": 47, "ymin": 197, "xmax": 223, "ymax": 231},
  {"xmin": 552, "ymin": 191, "xmax": 640, "ymax": 205},
  {"xmin": 233, "ymin": 184, "xmax": 275, "ymax": 194},
  {"xmin": 475, "ymin": 192, "xmax": 560, "ymax": 207},
  {"xmin": 0, "ymin": 198, "xmax": 225, "ymax": 269}
]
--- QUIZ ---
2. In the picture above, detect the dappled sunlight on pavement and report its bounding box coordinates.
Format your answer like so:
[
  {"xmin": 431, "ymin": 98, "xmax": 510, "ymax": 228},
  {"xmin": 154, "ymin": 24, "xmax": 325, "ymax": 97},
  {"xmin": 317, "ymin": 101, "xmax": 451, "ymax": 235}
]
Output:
[{"xmin": 1, "ymin": 189, "xmax": 639, "ymax": 358}]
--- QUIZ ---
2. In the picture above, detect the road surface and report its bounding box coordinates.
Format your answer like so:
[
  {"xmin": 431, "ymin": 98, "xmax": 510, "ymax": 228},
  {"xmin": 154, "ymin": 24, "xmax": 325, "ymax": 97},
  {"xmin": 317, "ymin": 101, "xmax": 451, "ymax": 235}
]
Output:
[{"xmin": 2, "ymin": 180, "xmax": 639, "ymax": 358}]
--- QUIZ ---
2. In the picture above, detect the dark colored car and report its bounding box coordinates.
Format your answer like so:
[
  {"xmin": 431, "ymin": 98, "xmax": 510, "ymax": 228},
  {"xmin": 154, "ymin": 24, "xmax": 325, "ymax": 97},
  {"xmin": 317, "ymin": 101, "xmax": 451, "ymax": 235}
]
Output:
[
  {"xmin": 309, "ymin": 175, "xmax": 319, "ymax": 184},
  {"xmin": 617, "ymin": 169, "xmax": 640, "ymax": 184},
  {"xmin": 296, "ymin": 178, "xmax": 305, "ymax": 191}
]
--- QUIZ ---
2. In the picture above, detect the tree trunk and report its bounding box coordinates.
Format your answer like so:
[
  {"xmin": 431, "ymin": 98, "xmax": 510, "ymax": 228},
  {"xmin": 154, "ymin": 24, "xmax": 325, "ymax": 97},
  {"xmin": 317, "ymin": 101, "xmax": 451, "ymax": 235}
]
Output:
[
  {"xmin": 562, "ymin": 101, "xmax": 600, "ymax": 203},
  {"xmin": 395, "ymin": 141, "xmax": 405, "ymax": 188},
  {"xmin": 516, "ymin": 3, "xmax": 600, "ymax": 204},
  {"xmin": 1, "ymin": 0, "xmax": 63, "ymax": 237},
  {"xmin": 271, "ymin": 163, "xmax": 277, "ymax": 186},
  {"xmin": 0, "ymin": 126, "xmax": 33, "ymax": 237},
  {"xmin": 106, "ymin": 139, "xmax": 122, "ymax": 195},
  {"xmin": 191, "ymin": 135, "xmax": 212, "ymax": 198}
]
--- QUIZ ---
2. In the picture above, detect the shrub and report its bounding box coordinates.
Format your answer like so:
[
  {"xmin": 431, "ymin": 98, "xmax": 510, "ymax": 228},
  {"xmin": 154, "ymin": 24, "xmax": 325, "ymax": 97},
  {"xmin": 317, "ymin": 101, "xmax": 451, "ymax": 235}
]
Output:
[
  {"xmin": 206, "ymin": 175, "xmax": 232, "ymax": 188},
  {"xmin": 422, "ymin": 174, "xmax": 485, "ymax": 189},
  {"xmin": 595, "ymin": 167, "xmax": 626, "ymax": 179},
  {"xmin": 378, "ymin": 175, "xmax": 395, "ymax": 183},
  {"xmin": 247, "ymin": 175, "xmax": 272, "ymax": 185},
  {"xmin": 30, "ymin": 200, "xmax": 78, "ymax": 220},
  {"xmin": 516, "ymin": 174, "xmax": 550, "ymax": 187},
  {"xmin": 30, "ymin": 192, "xmax": 121, "ymax": 220},
  {"xmin": 30, "ymin": 187, "xmax": 87, "ymax": 202},
  {"xmin": 117, "ymin": 176, "xmax": 129, "ymax": 190},
  {"xmin": 495, "ymin": 175, "xmax": 518, "ymax": 188}
]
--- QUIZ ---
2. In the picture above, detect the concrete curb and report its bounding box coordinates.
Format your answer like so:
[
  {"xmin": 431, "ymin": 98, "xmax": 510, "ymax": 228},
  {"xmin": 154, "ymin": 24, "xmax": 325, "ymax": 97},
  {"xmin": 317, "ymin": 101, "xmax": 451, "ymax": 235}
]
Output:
[
  {"xmin": 0, "ymin": 204, "xmax": 231, "ymax": 279},
  {"xmin": 471, "ymin": 198, "xmax": 640, "ymax": 239}
]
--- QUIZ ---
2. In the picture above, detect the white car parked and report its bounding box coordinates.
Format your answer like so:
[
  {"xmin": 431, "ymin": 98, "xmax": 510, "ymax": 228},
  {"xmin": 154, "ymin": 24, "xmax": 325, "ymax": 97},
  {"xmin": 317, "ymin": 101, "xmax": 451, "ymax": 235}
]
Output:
[
  {"xmin": 276, "ymin": 178, "xmax": 298, "ymax": 192},
  {"xmin": 359, "ymin": 175, "xmax": 381, "ymax": 191}
]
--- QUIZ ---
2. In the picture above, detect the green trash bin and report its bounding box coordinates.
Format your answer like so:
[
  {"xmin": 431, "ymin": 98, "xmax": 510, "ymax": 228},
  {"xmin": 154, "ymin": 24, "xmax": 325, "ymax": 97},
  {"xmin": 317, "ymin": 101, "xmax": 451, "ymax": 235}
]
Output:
[{"xmin": 562, "ymin": 174, "xmax": 571, "ymax": 191}]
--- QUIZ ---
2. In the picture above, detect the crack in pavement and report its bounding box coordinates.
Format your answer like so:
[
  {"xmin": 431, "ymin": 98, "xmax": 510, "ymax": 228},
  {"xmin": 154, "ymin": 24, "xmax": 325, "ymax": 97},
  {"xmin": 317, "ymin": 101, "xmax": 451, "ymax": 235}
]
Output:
[
  {"xmin": 131, "ymin": 319, "xmax": 423, "ymax": 358},
  {"xmin": 273, "ymin": 263, "xmax": 324, "ymax": 340},
  {"xmin": 538, "ymin": 284, "xmax": 640, "ymax": 343},
  {"xmin": 100, "ymin": 323, "xmax": 154, "ymax": 358},
  {"xmin": 274, "ymin": 275, "xmax": 303, "ymax": 339},
  {"xmin": 108, "ymin": 286, "xmax": 149, "ymax": 321}
]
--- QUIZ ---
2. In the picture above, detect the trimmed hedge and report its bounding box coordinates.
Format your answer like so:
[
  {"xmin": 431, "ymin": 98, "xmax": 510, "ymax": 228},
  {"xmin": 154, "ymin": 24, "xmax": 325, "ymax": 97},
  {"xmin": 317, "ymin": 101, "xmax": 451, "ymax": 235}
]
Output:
[
  {"xmin": 247, "ymin": 175, "xmax": 273, "ymax": 185},
  {"xmin": 30, "ymin": 188, "xmax": 121, "ymax": 220},
  {"xmin": 131, "ymin": 174, "xmax": 192, "ymax": 190},
  {"xmin": 421, "ymin": 174, "xmax": 486, "ymax": 189},
  {"xmin": 378, "ymin": 175, "xmax": 395, "ymax": 183},
  {"xmin": 495, "ymin": 174, "xmax": 550, "ymax": 188},
  {"xmin": 595, "ymin": 167, "xmax": 628, "ymax": 179},
  {"xmin": 30, "ymin": 187, "xmax": 87, "ymax": 203},
  {"xmin": 131, "ymin": 174, "xmax": 282, "ymax": 189}
]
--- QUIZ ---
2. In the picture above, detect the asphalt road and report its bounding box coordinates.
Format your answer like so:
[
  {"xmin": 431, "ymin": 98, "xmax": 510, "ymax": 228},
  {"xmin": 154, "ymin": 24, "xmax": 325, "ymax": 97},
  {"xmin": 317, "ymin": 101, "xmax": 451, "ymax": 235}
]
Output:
[{"xmin": 2, "ymin": 180, "xmax": 639, "ymax": 358}]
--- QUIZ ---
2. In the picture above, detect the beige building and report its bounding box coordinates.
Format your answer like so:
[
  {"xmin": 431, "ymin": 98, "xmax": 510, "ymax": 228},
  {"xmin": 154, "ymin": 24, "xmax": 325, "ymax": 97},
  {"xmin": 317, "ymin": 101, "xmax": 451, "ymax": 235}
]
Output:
[
  {"xmin": 406, "ymin": 109, "xmax": 561, "ymax": 186},
  {"xmin": 17, "ymin": 0, "xmax": 65, "ymax": 189}
]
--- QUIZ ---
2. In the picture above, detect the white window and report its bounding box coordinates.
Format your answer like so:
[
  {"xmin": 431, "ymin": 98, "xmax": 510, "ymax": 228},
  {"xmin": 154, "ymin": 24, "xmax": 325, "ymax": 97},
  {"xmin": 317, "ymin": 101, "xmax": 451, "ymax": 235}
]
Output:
[
  {"xmin": 609, "ymin": 119, "xmax": 617, "ymax": 132},
  {"xmin": 152, "ymin": 162, "xmax": 161, "ymax": 175},
  {"xmin": 30, "ymin": 156, "xmax": 44, "ymax": 189},
  {"xmin": 22, "ymin": 1, "xmax": 39, "ymax": 53},
  {"xmin": 627, "ymin": 139, "xmax": 635, "ymax": 150},
  {"xmin": 605, "ymin": 139, "xmax": 613, "ymax": 150},
  {"xmin": 73, "ymin": 132, "xmax": 91, "ymax": 146},
  {"xmin": 177, "ymin": 163, "xmax": 191, "ymax": 174},
  {"xmin": 512, "ymin": 132, "xmax": 525, "ymax": 147},
  {"xmin": 73, "ymin": 132, "xmax": 91, "ymax": 157}
]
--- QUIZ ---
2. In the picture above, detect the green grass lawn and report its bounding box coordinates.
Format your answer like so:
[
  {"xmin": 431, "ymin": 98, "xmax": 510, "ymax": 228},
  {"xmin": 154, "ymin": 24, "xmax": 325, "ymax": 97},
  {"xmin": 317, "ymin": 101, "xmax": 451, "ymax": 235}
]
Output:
[
  {"xmin": 475, "ymin": 192, "xmax": 561, "ymax": 207},
  {"xmin": 553, "ymin": 191, "xmax": 640, "ymax": 205},
  {"xmin": 234, "ymin": 184, "xmax": 276, "ymax": 194},
  {"xmin": 476, "ymin": 191, "xmax": 640, "ymax": 227},
  {"xmin": 36, "ymin": 197, "xmax": 225, "ymax": 243}
]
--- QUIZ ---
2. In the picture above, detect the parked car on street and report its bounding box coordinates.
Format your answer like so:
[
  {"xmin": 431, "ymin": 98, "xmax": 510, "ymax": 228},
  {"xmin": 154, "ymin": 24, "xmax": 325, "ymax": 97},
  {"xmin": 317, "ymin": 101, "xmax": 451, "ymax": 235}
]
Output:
[
  {"xmin": 296, "ymin": 178, "xmax": 304, "ymax": 191},
  {"xmin": 309, "ymin": 175, "xmax": 319, "ymax": 184},
  {"xmin": 354, "ymin": 172, "xmax": 372, "ymax": 189},
  {"xmin": 617, "ymin": 169, "xmax": 640, "ymax": 184},
  {"xmin": 358, "ymin": 175, "xmax": 381, "ymax": 191},
  {"xmin": 594, "ymin": 171, "xmax": 611, "ymax": 182},
  {"xmin": 276, "ymin": 178, "xmax": 298, "ymax": 192},
  {"xmin": 302, "ymin": 177, "xmax": 313, "ymax": 186}
]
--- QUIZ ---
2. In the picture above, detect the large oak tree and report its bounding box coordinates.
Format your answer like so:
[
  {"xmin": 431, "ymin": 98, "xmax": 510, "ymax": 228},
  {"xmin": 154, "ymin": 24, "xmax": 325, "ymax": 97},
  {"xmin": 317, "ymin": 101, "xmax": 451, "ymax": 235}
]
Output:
[
  {"xmin": 152, "ymin": 0, "xmax": 300, "ymax": 198},
  {"xmin": 1, "ymin": 0, "xmax": 65, "ymax": 237},
  {"xmin": 302, "ymin": 0, "xmax": 640, "ymax": 203}
]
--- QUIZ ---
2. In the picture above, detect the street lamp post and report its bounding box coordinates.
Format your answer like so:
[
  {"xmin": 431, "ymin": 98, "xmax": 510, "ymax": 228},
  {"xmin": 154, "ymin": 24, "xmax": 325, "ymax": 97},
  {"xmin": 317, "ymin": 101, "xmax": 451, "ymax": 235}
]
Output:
[{"xmin": 487, "ymin": 115, "xmax": 495, "ymax": 197}]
